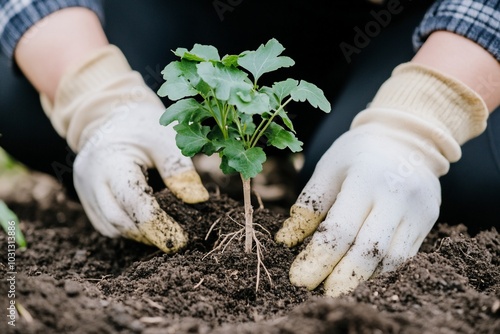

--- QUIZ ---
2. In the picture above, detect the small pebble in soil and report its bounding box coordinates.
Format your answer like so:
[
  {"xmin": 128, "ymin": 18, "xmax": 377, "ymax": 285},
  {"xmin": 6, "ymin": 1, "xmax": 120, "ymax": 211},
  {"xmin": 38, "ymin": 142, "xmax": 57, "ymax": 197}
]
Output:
[{"xmin": 64, "ymin": 280, "xmax": 82, "ymax": 297}]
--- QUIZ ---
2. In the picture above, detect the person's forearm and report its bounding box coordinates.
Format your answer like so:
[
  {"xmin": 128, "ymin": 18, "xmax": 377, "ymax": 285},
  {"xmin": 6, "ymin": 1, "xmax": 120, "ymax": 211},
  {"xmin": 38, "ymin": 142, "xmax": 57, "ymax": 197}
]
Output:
[
  {"xmin": 14, "ymin": 7, "xmax": 108, "ymax": 103},
  {"xmin": 412, "ymin": 31, "xmax": 500, "ymax": 112}
]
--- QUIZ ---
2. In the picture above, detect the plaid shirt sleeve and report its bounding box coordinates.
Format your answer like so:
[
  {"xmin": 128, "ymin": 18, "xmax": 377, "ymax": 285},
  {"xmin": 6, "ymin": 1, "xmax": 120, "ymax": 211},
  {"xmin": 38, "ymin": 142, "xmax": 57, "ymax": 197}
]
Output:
[
  {"xmin": 0, "ymin": 0, "xmax": 104, "ymax": 60},
  {"xmin": 413, "ymin": 0, "xmax": 500, "ymax": 61}
]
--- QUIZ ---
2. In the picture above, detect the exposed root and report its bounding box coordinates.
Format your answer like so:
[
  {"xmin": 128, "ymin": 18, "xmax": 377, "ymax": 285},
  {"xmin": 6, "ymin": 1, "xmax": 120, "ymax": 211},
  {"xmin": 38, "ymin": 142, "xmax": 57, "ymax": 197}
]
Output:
[
  {"xmin": 253, "ymin": 227, "xmax": 273, "ymax": 292},
  {"xmin": 203, "ymin": 213, "xmax": 273, "ymax": 292},
  {"xmin": 202, "ymin": 215, "xmax": 244, "ymax": 260},
  {"xmin": 253, "ymin": 189, "xmax": 265, "ymax": 210},
  {"xmin": 193, "ymin": 278, "xmax": 205, "ymax": 289},
  {"xmin": 205, "ymin": 217, "xmax": 222, "ymax": 241}
]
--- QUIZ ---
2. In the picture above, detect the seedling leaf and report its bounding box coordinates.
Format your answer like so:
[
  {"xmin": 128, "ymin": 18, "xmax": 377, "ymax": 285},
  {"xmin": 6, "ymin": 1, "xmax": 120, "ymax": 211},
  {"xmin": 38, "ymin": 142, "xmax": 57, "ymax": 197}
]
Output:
[
  {"xmin": 291, "ymin": 80, "xmax": 331, "ymax": 113},
  {"xmin": 271, "ymin": 79, "xmax": 299, "ymax": 102},
  {"xmin": 265, "ymin": 123, "xmax": 303, "ymax": 152},
  {"xmin": 160, "ymin": 98, "xmax": 208, "ymax": 126},
  {"xmin": 277, "ymin": 109, "xmax": 295, "ymax": 132},
  {"xmin": 0, "ymin": 200, "xmax": 26, "ymax": 249},
  {"xmin": 222, "ymin": 54, "xmax": 240, "ymax": 67},
  {"xmin": 173, "ymin": 123, "xmax": 210, "ymax": 157},
  {"xmin": 174, "ymin": 44, "xmax": 220, "ymax": 62},
  {"xmin": 222, "ymin": 142, "xmax": 266, "ymax": 180},
  {"xmin": 220, "ymin": 155, "xmax": 238, "ymax": 175},
  {"xmin": 260, "ymin": 86, "xmax": 280, "ymax": 110},
  {"xmin": 197, "ymin": 62, "xmax": 252, "ymax": 101},
  {"xmin": 238, "ymin": 38, "xmax": 295, "ymax": 82},
  {"xmin": 158, "ymin": 61, "xmax": 198, "ymax": 100},
  {"xmin": 233, "ymin": 91, "xmax": 270, "ymax": 115}
]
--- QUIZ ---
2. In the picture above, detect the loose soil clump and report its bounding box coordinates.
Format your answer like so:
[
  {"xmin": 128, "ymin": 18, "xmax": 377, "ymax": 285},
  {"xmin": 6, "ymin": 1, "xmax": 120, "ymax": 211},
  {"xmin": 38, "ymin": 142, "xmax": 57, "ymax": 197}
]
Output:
[{"xmin": 0, "ymin": 185, "xmax": 499, "ymax": 334}]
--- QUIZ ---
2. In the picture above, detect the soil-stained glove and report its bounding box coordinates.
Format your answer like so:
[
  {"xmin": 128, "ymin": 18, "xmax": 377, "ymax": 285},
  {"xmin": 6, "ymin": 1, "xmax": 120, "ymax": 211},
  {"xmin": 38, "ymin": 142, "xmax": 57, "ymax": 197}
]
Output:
[
  {"xmin": 40, "ymin": 45, "xmax": 209, "ymax": 253},
  {"xmin": 276, "ymin": 63, "xmax": 488, "ymax": 296}
]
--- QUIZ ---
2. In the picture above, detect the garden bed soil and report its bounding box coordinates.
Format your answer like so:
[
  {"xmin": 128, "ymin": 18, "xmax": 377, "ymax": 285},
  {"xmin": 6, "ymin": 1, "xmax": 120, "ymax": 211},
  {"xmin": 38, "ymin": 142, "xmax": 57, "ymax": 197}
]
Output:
[{"xmin": 0, "ymin": 180, "xmax": 499, "ymax": 334}]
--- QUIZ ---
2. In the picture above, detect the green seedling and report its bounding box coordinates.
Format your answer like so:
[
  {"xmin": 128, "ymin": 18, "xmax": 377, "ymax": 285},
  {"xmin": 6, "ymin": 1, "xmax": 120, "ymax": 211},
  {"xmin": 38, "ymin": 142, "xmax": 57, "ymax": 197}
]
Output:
[
  {"xmin": 0, "ymin": 200, "xmax": 26, "ymax": 250},
  {"xmin": 0, "ymin": 147, "xmax": 27, "ymax": 249},
  {"xmin": 158, "ymin": 38, "xmax": 330, "ymax": 255}
]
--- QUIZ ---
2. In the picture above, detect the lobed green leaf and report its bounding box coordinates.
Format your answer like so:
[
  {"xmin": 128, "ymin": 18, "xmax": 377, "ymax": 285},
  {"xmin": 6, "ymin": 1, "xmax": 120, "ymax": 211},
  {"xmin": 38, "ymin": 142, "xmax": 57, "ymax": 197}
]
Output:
[
  {"xmin": 220, "ymin": 155, "xmax": 238, "ymax": 175},
  {"xmin": 158, "ymin": 61, "xmax": 198, "ymax": 100},
  {"xmin": 174, "ymin": 44, "xmax": 220, "ymax": 62},
  {"xmin": 197, "ymin": 62, "xmax": 252, "ymax": 101},
  {"xmin": 232, "ymin": 91, "xmax": 270, "ymax": 115},
  {"xmin": 222, "ymin": 141, "xmax": 266, "ymax": 179},
  {"xmin": 265, "ymin": 123, "xmax": 303, "ymax": 152},
  {"xmin": 238, "ymin": 38, "xmax": 295, "ymax": 83},
  {"xmin": 173, "ymin": 123, "xmax": 210, "ymax": 157},
  {"xmin": 277, "ymin": 109, "xmax": 295, "ymax": 133},
  {"xmin": 259, "ymin": 86, "xmax": 280, "ymax": 110},
  {"xmin": 221, "ymin": 54, "xmax": 240, "ymax": 67},
  {"xmin": 290, "ymin": 80, "xmax": 331, "ymax": 113},
  {"xmin": 159, "ymin": 98, "xmax": 208, "ymax": 126},
  {"xmin": 271, "ymin": 79, "xmax": 299, "ymax": 103}
]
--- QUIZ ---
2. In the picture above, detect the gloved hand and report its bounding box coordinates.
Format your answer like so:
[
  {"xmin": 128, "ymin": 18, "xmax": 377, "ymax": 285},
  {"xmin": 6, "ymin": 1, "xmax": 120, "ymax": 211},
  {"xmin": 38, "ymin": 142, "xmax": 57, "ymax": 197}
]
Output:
[
  {"xmin": 40, "ymin": 45, "xmax": 209, "ymax": 253},
  {"xmin": 276, "ymin": 63, "xmax": 488, "ymax": 296}
]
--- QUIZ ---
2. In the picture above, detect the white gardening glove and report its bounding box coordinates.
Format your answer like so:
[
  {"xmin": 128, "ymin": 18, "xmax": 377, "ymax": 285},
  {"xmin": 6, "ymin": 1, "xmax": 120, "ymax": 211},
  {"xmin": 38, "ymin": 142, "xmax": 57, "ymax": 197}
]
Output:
[
  {"xmin": 40, "ymin": 45, "xmax": 209, "ymax": 253},
  {"xmin": 276, "ymin": 63, "xmax": 488, "ymax": 296}
]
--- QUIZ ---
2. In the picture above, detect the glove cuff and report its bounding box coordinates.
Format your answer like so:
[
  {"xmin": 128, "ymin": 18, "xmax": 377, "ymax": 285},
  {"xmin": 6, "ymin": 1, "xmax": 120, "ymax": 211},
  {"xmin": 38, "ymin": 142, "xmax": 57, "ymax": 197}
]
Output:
[
  {"xmin": 40, "ymin": 44, "xmax": 163, "ymax": 152},
  {"xmin": 351, "ymin": 63, "xmax": 489, "ymax": 162},
  {"xmin": 367, "ymin": 62, "xmax": 488, "ymax": 146}
]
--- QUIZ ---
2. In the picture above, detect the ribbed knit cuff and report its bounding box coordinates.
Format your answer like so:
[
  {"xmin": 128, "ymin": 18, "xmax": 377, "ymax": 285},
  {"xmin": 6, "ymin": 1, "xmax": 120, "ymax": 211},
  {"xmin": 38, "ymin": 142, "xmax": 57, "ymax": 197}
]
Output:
[
  {"xmin": 369, "ymin": 62, "xmax": 488, "ymax": 145},
  {"xmin": 41, "ymin": 44, "xmax": 131, "ymax": 117},
  {"xmin": 40, "ymin": 44, "xmax": 163, "ymax": 151}
]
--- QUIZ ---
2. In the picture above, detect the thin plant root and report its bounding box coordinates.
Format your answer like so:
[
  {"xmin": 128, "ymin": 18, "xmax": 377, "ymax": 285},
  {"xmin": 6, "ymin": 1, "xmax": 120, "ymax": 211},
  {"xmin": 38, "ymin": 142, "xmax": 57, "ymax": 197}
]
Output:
[
  {"xmin": 253, "ymin": 228, "xmax": 273, "ymax": 292},
  {"xmin": 253, "ymin": 189, "xmax": 265, "ymax": 210},
  {"xmin": 203, "ymin": 213, "xmax": 273, "ymax": 291}
]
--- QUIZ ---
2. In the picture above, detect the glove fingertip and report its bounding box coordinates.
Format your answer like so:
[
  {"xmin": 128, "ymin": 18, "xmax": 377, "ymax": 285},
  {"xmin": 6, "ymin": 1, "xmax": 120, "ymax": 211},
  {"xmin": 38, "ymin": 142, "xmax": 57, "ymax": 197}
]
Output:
[
  {"xmin": 164, "ymin": 170, "xmax": 210, "ymax": 204},
  {"xmin": 289, "ymin": 263, "xmax": 326, "ymax": 291},
  {"xmin": 288, "ymin": 246, "xmax": 337, "ymax": 291},
  {"xmin": 138, "ymin": 213, "xmax": 189, "ymax": 254},
  {"xmin": 121, "ymin": 228, "xmax": 154, "ymax": 246},
  {"xmin": 275, "ymin": 226, "xmax": 301, "ymax": 247},
  {"xmin": 323, "ymin": 275, "xmax": 359, "ymax": 298},
  {"xmin": 275, "ymin": 205, "xmax": 323, "ymax": 247}
]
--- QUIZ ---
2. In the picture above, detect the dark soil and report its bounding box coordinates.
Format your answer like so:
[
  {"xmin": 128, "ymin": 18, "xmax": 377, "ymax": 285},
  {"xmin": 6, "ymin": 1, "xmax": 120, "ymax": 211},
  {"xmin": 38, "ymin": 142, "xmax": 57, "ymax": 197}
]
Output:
[{"xmin": 1, "ymin": 183, "xmax": 499, "ymax": 334}]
